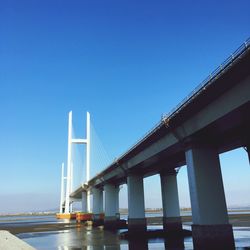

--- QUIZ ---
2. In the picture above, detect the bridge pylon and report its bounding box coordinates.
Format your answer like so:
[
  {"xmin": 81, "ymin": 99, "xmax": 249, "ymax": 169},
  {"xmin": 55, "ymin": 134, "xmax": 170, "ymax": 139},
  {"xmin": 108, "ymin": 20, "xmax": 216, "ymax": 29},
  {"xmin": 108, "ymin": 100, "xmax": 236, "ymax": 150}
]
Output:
[
  {"xmin": 64, "ymin": 111, "xmax": 91, "ymax": 214},
  {"xmin": 59, "ymin": 162, "xmax": 66, "ymax": 214}
]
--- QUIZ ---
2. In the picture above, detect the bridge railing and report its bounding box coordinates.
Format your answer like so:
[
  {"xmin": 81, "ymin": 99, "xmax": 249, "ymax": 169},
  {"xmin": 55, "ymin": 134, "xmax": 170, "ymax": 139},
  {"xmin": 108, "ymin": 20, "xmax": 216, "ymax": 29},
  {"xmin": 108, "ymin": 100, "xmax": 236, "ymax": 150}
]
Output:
[
  {"xmin": 116, "ymin": 37, "xmax": 250, "ymax": 162},
  {"xmin": 164, "ymin": 37, "xmax": 250, "ymax": 121}
]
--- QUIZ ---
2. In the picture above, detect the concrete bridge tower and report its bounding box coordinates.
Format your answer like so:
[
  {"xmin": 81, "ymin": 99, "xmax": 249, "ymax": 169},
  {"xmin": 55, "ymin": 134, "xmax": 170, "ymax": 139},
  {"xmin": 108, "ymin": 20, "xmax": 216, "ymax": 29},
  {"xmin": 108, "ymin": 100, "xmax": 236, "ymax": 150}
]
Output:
[{"xmin": 64, "ymin": 111, "xmax": 91, "ymax": 214}]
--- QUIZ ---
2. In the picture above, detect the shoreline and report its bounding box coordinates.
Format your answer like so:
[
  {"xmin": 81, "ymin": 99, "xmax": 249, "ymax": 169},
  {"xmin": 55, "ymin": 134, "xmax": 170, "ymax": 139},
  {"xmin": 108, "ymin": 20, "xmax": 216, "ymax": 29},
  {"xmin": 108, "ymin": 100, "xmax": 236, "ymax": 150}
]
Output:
[
  {"xmin": 0, "ymin": 212, "xmax": 56, "ymax": 218},
  {"xmin": 1, "ymin": 208, "xmax": 250, "ymax": 217},
  {"xmin": 0, "ymin": 207, "xmax": 250, "ymax": 218},
  {"xmin": 1, "ymin": 213, "xmax": 250, "ymax": 235}
]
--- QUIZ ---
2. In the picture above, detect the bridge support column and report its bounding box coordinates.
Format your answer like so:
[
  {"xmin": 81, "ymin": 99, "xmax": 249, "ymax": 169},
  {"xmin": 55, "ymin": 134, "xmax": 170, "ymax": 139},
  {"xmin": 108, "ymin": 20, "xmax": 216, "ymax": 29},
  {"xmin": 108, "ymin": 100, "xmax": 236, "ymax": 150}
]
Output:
[
  {"xmin": 127, "ymin": 174, "xmax": 146, "ymax": 233},
  {"xmin": 104, "ymin": 184, "xmax": 119, "ymax": 229},
  {"xmin": 160, "ymin": 170, "xmax": 182, "ymax": 233},
  {"xmin": 246, "ymin": 141, "xmax": 250, "ymax": 164},
  {"xmin": 92, "ymin": 187, "xmax": 103, "ymax": 224},
  {"xmin": 81, "ymin": 191, "xmax": 87, "ymax": 212},
  {"xmin": 185, "ymin": 144, "xmax": 235, "ymax": 249}
]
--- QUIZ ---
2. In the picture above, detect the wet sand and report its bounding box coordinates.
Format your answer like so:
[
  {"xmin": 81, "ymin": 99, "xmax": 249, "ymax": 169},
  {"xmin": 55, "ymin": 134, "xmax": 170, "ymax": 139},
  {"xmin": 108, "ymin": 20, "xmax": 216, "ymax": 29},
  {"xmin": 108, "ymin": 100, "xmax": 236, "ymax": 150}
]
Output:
[
  {"xmin": 0, "ymin": 222, "xmax": 78, "ymax": 234},
  {"xmin": 1, "ymin": 213, "xmax": 250, "ymax": 235},
  {"xmin": 147, "ymin": 213, "xmax": 250, "ymax": 227}
]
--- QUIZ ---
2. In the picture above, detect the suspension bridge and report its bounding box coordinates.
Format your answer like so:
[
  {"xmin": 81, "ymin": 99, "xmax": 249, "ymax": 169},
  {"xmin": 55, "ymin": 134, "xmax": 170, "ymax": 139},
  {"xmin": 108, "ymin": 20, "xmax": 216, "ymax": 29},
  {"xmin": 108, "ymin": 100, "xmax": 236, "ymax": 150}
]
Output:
[{"xmin": 57, "ymin": 38, "xmax": 250, "ymax": 249}]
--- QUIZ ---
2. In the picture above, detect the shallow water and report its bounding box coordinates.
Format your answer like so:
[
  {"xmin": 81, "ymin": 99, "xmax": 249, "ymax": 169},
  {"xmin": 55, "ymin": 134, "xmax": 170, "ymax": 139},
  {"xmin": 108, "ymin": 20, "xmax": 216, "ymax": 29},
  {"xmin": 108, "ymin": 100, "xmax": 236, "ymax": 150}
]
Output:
[
  {"xmin": 18, "ymin": 226, "xmax": 194, "ymax": 250},
  {"xmin": 2, "ymin": 214, "xmax": 250, "ymax": 249},
  {"xmin": 17, "ymin": 223, "xmax": 250, "ymax": 250},
  {"xmin": 18, "ymin": 226, "xmax": 250, "ymax": 249},
  {"xmin": 0, "ymin": 215, "xmax": 57, "ymax": 222}
]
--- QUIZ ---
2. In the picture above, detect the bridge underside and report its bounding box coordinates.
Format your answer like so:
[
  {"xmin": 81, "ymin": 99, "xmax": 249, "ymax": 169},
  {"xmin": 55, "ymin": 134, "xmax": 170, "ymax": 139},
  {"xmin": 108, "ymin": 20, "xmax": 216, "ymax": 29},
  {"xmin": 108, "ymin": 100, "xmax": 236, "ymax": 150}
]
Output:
[
  {"xmin": 100, "ymin": 100, "xmax": 250, "ymax": 186},
  {"xmin": 70, "ymin": 48, "xmax": 250, "ymax": 192}
]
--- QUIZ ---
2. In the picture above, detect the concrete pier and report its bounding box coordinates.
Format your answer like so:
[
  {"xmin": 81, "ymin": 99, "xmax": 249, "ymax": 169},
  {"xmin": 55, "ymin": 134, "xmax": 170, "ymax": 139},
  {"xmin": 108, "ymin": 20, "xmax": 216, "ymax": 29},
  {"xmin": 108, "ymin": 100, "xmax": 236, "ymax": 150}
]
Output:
[
  {"xmin": 246, "ymin": 141, "xmax": 250, "ymax": 164},
  {"xmin": 185, "ymin": 143, "xmax": 235, "ymax": 249},
  {"xmin": 127, "ymin": 174, "xmax": 146, "ymax": 233},
  {"xmin": 160, "ymin": 170, "xmax": 182, "ymax": 233},
  {"xmin": 104, "ymin": 184, "xmax": 119, "ymax": 229},
  {"xmin": 92, "ymin": 187, "xmax": 103, "ymax": 223},
  {"xmin": 81, "ymin": 191, "xmax": 87, "ymax": 212}
]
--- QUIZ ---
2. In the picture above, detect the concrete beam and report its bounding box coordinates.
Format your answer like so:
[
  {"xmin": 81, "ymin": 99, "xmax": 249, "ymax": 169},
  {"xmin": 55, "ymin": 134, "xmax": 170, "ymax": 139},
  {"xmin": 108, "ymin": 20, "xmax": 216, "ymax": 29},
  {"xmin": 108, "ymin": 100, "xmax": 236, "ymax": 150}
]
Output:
[
  {"xmin": 92, "ymin": 187, "xmax": 103, "ymax": 220},
  {"xmin": 127, "ymin": 174, "xmax": 146, "ymax": 233},
  {"xmin": 104, "ymin": 184, "xmax": 119, "ymax": 228},
  {"xmin": 246, "ymin": 141, "xmax": 250, "ymax": 164},
  {"xmin": 71, "ymin": 54, "xmax": 250, "ymax": 199},
  {"xmin": 185, "ymin": 143, "xmax": 234, "ymax": 249},
  {"xmin": 160, "ymin": 171, "xmax": 182, "ymax": 232},
  {"xmin": 130, "ymin": 76, "xmax": 250, "ymax": 169},
  {"xmin": 81, "ymin": 191, "xmax": 87, "ymax": 213}
]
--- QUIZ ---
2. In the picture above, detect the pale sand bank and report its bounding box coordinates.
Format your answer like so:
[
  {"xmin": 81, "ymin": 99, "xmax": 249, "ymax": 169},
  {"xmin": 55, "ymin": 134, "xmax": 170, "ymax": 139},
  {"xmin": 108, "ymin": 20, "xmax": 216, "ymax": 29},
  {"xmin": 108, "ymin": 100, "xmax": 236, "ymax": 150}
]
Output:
[{"xmin": 0, "ymin": 230, "xmax": 35, "ymax": 250}]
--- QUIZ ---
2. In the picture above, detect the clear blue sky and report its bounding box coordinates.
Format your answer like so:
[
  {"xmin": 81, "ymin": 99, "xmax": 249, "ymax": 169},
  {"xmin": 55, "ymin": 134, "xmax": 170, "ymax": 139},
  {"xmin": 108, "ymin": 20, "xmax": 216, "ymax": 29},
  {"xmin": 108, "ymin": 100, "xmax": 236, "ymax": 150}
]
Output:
[{"xmin": 0, "ymin": 0, "xmax": 249, "ymax": 213}]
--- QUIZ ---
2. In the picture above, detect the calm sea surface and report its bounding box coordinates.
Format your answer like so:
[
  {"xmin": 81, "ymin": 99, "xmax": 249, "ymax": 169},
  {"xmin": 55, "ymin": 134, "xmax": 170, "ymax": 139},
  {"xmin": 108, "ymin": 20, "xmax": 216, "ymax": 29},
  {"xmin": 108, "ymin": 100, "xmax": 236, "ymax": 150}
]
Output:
[{"xmin": 1, "ymin": 212, "xmax": 250, "ymax": 249}]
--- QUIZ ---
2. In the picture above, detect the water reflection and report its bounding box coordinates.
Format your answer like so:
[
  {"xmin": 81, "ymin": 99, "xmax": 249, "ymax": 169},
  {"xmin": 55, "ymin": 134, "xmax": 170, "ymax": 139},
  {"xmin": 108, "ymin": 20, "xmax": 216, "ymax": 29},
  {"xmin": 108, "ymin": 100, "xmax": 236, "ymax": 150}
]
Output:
[
  {"xmin": 19, "ymin": 225, "xmax": 250, "ymax": 249},
  {"xmin": 164, "ymin": 236, "xmax": 185, "ymax": 249},
  {"xmin": 127, "ymin": 235, "xmax": 186, "ymax": 250},
  {"xmin": 58, "ymin": 248, "xmax": 105, "ymax": 250},
  {"xmin": 129, "ymin": 239, "xmax": 148, "ymax": 250},
  {"xmin": 58, "ymin": 246, "xmax": 68, "ymax": 250},
  {"xmin": 20, "ymin": 227, "xmax": 190, "ymax": 250}
]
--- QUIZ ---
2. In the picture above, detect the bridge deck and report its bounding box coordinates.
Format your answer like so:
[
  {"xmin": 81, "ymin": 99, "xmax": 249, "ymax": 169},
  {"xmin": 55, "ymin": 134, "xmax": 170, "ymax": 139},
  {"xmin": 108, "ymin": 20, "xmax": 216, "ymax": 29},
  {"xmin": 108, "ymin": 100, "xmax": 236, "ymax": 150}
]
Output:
[{"xmin": 71, "ymin": 38, "xmax": 250, "ymax": 199}]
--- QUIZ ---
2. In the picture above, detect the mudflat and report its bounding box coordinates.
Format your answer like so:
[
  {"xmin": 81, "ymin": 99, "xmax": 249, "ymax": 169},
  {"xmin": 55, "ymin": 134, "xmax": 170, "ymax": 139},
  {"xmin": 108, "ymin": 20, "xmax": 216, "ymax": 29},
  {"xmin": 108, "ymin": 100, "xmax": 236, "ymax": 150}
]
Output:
[
  {"xmin": 147, "ymin": 213, "xmax": 250, "ymax": 227},
  {"xmin": 1, "ymin": 213, "xmax": 250, "ymax": 235},
  {"xmin": 0, "ymin": 222, "xmax": 78, "ymax": 234}
]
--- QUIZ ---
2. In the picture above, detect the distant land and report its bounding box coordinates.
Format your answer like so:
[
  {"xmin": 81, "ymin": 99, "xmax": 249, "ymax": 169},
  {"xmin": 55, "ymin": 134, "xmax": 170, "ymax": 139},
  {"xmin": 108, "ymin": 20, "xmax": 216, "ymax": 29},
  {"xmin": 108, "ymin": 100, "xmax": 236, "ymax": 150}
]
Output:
[
  {"xmin": 1, "ymin": 206, "xmax": 250, "ymax": 217},
  {"xmin": 0, "ymin": 211, "xmax": 56, "ymax": 217}
]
